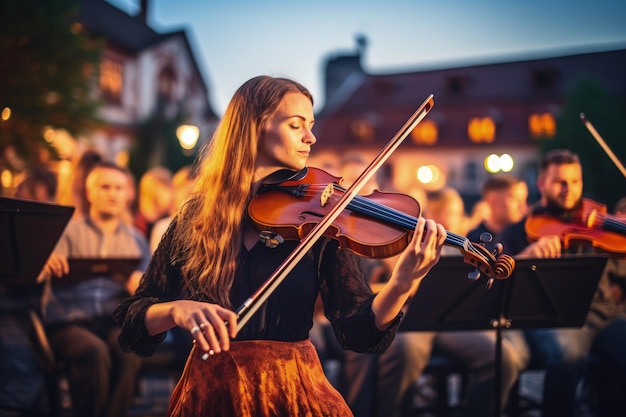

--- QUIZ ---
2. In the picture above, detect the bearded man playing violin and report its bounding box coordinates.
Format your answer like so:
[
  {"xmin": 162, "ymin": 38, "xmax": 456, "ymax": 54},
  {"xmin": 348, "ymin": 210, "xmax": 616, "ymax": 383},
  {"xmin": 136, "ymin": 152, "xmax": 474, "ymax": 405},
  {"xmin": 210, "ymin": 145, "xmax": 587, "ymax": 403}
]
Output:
[{"xmin": 497, "ymin": 149, "xmax": 626, "ymax": 417}]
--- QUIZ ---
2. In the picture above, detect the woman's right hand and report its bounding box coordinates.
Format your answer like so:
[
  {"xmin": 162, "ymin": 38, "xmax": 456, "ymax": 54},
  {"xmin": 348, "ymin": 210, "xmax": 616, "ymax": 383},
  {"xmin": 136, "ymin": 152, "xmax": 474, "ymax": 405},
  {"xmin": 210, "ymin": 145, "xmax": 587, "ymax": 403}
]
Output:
[{"xmin": 169, "ymin": 300, "xmax": 238, "ymax": 355}]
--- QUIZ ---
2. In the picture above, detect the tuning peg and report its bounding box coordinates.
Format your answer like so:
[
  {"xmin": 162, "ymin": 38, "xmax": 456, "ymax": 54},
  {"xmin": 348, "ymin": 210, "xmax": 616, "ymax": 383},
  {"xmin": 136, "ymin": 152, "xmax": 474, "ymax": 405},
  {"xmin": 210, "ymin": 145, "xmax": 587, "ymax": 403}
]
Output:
[
  {"xmin": 479, "ymin": 232, "xmax": 493, "ymax": 244},
  {"xmin": 492, "ymin": 242, "xmax": 503, "ymax": 257},
  {"xmin": 467, "ymin": 269, "xmax": 481, "ymax": 281}
]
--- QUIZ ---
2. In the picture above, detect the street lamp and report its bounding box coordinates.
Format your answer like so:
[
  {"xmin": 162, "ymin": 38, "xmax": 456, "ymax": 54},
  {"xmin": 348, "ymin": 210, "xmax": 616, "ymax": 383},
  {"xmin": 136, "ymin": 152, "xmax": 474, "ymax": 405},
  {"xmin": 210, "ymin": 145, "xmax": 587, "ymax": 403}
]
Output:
[
  {"xmin": 484, "ymin": 153, "xmax": 514, "ymax": 173},
  {"xmin": 176, "ymin": 124, "xmax": 199, "ymax": 152}
]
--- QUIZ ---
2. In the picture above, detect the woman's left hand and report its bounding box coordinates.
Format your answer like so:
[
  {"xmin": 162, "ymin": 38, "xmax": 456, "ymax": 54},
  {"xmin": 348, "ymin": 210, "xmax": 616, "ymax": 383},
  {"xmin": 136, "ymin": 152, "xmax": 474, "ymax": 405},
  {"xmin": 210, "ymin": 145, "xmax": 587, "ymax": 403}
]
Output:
[
  {"xmin": 371, "ymin": 217, "xmax": 446, "ymax": 329},
  {"xmin": 392, "ymin": 217, "xmax": 446, "ymax": 292}
]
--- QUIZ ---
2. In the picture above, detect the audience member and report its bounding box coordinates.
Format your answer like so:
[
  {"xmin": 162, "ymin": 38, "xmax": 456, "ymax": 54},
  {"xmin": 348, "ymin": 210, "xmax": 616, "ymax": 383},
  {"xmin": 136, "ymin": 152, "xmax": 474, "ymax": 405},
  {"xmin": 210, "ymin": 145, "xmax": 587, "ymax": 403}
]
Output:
[
  {"xmin": 606, "ymin": 197, "xmax": 626, "ymax": 316},
  {"xmin": 497, "ymin": 149, "xmax": 626, "ymax": 417},
  {"xmin": 14, "ymin": 167, "xmax": 58, "ymax": 202},
  {"xmin": 309, "ymin": 153, "xmax": 380, "ymax": 390},
  {"xmin": 38, "ymin": 161, "xmax": 151, "ymax": 417},
  {"xmin": 425, "ymin": 187, "xmax": 470, "ymax": 248},
  {"xmin": 147, "ymin": 165, "xmax": 198, "ymax": 377},
  {"xmin": 467, "ymin": 175, "xmax": 528, "ymax": 249},
  {"xmin": 149, "ymin": 165, "xmax": 196, "ymax": 253},
  {"xmin": 336, "ymin": 152, "xmax": 380, "ymax": 195},
  {"xmin": 134, "ymin": 166, "xmax": 173, "ymax": 239},
  {"xmin": 57, "ymin": 150, "xmax": 104, "ymax": 219},
  {"xmin": 0, "ymin": 168, "xmax": 59, "ymax": 411},
  {"xmin": 342, "ymin": 184, "xmax": 525, "ymax": 417}
]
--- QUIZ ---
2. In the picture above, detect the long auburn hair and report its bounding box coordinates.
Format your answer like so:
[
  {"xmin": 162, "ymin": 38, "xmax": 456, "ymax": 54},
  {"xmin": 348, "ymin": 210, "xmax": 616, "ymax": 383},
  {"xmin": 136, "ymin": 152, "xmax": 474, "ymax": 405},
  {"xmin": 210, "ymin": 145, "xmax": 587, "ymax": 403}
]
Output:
[{"xmin": 171, "ymin": 76, "xmax": 313, "ymax": 308}]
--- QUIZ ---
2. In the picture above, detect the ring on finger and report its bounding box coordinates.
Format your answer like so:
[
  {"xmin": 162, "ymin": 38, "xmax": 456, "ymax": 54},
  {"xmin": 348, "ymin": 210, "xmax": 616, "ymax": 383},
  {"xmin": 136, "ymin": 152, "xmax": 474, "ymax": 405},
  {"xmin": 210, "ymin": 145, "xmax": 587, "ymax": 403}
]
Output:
[
  {"xmin": 200, "ymin": 323, "xmax": 209, "ymax": 329},
  {"xmin": 190, "ymin": 326, "xmax": 200, "ymax": 335}
]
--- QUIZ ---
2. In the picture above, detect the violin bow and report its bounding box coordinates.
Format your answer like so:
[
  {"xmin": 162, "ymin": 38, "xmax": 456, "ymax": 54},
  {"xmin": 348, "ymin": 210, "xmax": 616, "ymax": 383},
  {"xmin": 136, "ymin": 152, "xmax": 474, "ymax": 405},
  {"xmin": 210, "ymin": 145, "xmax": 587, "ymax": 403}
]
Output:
[
  {"xmin": 235, "ymin": 94, "xmax": 435, "ymax": 331},
  {"xmin": 580, "ymin": 113, "xmax": 626, "ymax": 179}
]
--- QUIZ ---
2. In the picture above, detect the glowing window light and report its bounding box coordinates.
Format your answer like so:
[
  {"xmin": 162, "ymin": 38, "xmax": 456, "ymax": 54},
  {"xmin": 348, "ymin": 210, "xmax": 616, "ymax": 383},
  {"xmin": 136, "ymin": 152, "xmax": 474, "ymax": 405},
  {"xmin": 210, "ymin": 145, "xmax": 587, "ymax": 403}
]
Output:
[
  {"xmin": 411, "ymin": 119, "xmax": 438, "ymax": 145},
  {"xmin": 468, "ymin": 117, "xmax": 496, "ymax": 143},
  {"xmin": 529, "ymin": 113, "xmax": 556, "ymax": 138},
  {"xmin": 43, "ymin": 127, "xmax": 56, "ymax": 143},
  {"xmin": 416, "ymin": 165, "xmax": 440, "ymax": 184},
  {"xmin": 100, "ymin": 58, "xmax": 123, "ymax": 100},
  {"xmin": 1, "ymin": 170, "xmax": 13, "ymax": 188},
  {"xmin": 350, "ymin": 119, "xmax": 375, "ymax": 142},
  {"xmin": 1, "ymin": 107, "xmax": 11, "ymax": 121}
]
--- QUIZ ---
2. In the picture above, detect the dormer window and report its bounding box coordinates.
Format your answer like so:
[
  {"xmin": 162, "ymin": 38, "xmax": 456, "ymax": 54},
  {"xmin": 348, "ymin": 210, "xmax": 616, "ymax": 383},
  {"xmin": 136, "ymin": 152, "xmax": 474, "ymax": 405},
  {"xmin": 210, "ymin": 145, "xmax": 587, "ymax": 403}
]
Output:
[
  {"xmin": 350, "ymin": 113, "xmax": 382, "ymax": 142},
  {"xmin": 446, "ymin": 75, "xmax": 470, "ymax": 95},
  {"xmin": 531, "ymin": 68, "xmax": 560, "ymax": 91},
  {"xmin": 158, "ymin": 66, "xmax": 177, "ymax": 103},
  {"xmin": 350, "ymin": 119, "xmax": 375, "ymax": 142}
]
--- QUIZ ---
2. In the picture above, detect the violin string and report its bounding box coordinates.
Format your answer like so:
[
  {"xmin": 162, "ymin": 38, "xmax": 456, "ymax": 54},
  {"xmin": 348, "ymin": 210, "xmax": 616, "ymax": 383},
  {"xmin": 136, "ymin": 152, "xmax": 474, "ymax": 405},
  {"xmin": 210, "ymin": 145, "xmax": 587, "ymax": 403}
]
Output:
[
  {"xmin": 303, "ymin": 185, "xmax": 413, "ymax": 228},
  {"xmin": 300, "ymin": 185, "xmax": 471, "ymax": 247},
  {"xmin": 603, "ymin": 216, "xmax": 626, "ymax": 234},
  {"xmin": 324, "ymin": 187, "xmax": 483, "ymax": 256},
  {"xmin": 349, "ymin": 194, "xmax": 487, "ymax": 258},
  {"xmin": 294, "ymin": 185, "xmax": 488, "ymax": 259}
]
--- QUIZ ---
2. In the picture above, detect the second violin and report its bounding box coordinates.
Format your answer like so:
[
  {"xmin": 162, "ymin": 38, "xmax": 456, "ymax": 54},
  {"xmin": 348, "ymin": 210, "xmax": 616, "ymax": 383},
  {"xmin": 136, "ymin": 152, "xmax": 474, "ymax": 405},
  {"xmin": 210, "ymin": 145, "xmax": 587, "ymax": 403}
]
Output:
[{"xmin": 525, "ymin": 198, "xmax": 626, "ymax": 256}]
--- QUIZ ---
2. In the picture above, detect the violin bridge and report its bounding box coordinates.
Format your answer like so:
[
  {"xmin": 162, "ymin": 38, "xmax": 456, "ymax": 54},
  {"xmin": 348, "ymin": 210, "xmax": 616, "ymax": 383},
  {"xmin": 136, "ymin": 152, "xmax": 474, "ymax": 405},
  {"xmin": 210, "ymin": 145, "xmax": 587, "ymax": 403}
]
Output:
[
  {"xmin": 585, "ymin": 209, "xmax": 597, "ymax": 228},
  {"xmin": 320, "ymin": 183, "xmax": 334, "ymax": 207}
]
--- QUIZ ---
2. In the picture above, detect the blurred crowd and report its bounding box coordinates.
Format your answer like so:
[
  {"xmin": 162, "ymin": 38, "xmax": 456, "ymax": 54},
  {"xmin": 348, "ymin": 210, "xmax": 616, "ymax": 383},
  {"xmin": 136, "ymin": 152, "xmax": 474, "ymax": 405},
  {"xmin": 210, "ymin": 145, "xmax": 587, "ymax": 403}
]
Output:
[
  {"xmin": 1, "ymin": 147, "xmax": 625, "ymax": 417},
  {"xmin": 1, "ymin": 149, "xmax": 197, "ymax": 416}
]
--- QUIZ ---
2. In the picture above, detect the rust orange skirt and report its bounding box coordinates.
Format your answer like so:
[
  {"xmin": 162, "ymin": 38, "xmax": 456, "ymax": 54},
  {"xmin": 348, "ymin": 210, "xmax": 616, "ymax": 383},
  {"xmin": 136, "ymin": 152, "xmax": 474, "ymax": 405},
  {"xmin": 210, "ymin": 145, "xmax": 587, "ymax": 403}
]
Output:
[{"xmin": 168, "ymin": 339, "xmax": 353, "ymax": 417}]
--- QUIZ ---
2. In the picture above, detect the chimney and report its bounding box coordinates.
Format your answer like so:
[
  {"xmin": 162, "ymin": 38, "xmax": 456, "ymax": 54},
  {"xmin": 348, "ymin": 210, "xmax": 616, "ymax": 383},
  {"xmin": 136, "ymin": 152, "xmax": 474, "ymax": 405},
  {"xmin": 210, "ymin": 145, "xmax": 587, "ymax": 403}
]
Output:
[{"xmin": 323, "ymin": 34, "xmax": 367, "ymax": 104}]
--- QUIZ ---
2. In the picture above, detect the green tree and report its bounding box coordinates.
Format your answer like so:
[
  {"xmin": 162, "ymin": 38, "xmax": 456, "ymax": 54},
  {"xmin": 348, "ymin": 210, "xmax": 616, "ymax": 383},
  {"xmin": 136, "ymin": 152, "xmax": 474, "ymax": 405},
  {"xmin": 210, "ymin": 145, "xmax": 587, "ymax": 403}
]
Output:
[
  {"xmin": 0, "ymin": 0, "xmax": 103, "ymax": 169},
  {"xmin": 537, "ymin": 76, "xmax": 626, "ymax": 211}
]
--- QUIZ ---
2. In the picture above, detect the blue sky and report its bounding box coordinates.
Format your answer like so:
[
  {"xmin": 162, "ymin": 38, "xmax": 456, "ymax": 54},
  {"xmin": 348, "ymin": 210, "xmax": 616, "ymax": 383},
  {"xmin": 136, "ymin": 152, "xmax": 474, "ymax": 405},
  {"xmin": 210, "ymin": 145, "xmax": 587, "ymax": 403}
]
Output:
[{"xmin": 108, "ymin": 0, "xmax": 626, "ymax": 115}]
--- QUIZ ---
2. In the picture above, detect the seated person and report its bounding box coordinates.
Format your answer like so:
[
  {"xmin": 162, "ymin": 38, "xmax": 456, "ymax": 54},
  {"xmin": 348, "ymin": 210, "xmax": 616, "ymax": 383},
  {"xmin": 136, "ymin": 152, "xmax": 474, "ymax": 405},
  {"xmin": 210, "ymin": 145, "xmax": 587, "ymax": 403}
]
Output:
[{"xmin": 39, "ymin": 161, "xmax": 151, "ymax": 417}]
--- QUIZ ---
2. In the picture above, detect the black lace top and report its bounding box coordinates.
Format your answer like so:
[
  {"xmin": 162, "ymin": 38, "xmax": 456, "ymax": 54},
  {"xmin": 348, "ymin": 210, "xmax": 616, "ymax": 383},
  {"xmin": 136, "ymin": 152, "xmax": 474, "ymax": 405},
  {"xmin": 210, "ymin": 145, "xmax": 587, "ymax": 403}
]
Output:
[{"xmin": 113, "ymin": 215, "xmax": 403, "ymax": 358}]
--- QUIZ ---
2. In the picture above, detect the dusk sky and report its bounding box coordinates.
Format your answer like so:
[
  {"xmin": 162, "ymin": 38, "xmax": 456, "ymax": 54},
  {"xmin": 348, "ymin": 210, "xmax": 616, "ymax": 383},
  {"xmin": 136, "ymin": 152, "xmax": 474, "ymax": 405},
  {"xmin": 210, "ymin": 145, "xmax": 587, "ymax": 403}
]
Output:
[{"xmin": 108, "ymin": 0, "xmax": 626, "ymax": 115}]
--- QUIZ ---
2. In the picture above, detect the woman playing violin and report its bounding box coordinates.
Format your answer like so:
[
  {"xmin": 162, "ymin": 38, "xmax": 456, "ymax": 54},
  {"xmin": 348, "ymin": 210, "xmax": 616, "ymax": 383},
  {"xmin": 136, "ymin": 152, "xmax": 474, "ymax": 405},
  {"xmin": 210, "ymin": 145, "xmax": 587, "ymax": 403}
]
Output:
[
  {"xmin": 498, "ymin": 149, "xmax": 626, "ymax": 417},
  {"xmin": 113, "ymin": 75, "xmax": 446, "ymax": 417}
]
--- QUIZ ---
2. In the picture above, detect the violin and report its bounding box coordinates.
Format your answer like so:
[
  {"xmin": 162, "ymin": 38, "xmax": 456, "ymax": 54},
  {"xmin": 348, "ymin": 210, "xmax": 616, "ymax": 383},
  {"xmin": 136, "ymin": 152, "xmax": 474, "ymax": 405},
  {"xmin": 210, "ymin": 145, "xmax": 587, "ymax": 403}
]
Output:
[
  {"xmin": 248, "ymin": 167, "xmax": 515, "ymax": 282},
  {"xmin": 525, "ymin": 198, "xmax": 626, "ymax": 256}
]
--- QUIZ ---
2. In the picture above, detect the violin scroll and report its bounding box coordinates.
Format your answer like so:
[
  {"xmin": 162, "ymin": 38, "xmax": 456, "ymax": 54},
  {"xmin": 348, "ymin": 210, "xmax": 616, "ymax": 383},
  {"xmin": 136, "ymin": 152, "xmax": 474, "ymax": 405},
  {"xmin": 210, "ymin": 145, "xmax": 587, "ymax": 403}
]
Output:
[{"xmin": 463, "ymin": 241, "xmax": 515, "ymax": 288}]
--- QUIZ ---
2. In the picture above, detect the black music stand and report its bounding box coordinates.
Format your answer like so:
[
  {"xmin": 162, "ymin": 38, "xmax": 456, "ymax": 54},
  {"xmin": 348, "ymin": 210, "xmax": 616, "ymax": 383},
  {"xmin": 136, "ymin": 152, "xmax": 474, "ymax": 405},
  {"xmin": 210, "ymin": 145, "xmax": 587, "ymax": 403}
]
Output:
[
  {"xmin": 0, "ymin": 197, "xmax": 74, "ymax": 287},
  {"xmin": 399, "ymin": 254, "xmax": 607, "ymax": 415},
  {"xmin": 57, "ymin": 258, "xmax": 142, "ymax": 285}
]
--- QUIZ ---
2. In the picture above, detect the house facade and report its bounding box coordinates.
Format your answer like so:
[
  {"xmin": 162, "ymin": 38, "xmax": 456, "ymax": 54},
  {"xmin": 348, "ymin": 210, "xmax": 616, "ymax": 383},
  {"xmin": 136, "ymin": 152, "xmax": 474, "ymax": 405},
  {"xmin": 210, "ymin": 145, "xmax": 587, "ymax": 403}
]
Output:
[
  {"xmin": 311, "ymin": 42, "xmax": 626, "ymax": 205},
  {"xmin": 76, "ymin": 0, "xmax": 217, "ymax": 165}
]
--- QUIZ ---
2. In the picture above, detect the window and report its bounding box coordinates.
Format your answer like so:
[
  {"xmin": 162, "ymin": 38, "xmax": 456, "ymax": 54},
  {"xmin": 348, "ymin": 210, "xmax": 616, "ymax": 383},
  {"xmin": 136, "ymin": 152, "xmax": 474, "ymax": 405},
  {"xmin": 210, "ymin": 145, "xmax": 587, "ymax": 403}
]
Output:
[
  {"xmin": 411, "ymin": 119, "xmax": 438, "ymax": 145},
  {"xmin": 350, "ymin": 119, "xmax": 375, "ymax": 142},
  {"xmin": 446, "ymin": 75, "xmax": 471, "ymax": 95},
  {"xmin": 531, "ymin": 68, "xmax": 560, "ymax": 91},
  {"xmin": 100, "ymin": 58, "xmax": 123, "ymax": 102},
  {"xmin": 468, "ymin": 117, "xmax": 495, "ymax": 143},
  {"xmin": 528, "ymin": 113, "xmax": 556, "ymax": 138}
]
